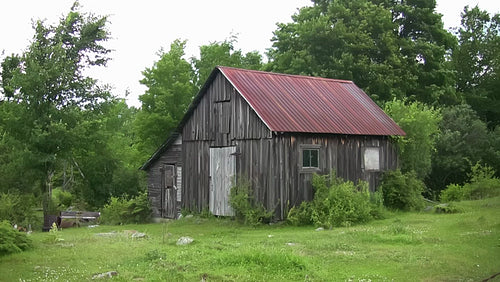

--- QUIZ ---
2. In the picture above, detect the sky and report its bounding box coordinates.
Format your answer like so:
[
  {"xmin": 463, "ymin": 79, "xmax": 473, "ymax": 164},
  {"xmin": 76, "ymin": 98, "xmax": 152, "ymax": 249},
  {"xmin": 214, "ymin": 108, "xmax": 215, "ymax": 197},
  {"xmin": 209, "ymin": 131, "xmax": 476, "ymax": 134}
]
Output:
[{"xmin": 1, "ymin": 0, "xmax": 499, "ymax": 108}]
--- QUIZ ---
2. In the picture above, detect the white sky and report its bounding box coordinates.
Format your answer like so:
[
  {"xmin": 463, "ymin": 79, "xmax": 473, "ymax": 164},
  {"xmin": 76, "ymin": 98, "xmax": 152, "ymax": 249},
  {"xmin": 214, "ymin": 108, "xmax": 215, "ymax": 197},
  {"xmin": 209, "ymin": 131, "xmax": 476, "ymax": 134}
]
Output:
[{"xmin": 1, "ymin": 0, "xmax": 499, "ymax": 107}]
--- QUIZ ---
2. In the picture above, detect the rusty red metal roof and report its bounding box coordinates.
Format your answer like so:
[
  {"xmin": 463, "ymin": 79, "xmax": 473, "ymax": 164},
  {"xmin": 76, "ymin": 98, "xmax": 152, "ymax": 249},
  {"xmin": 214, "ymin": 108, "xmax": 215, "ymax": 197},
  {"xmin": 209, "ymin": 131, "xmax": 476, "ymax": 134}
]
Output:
[{"xmin": 218, "ymin": 67, "xmax": 405, "ymax": 136}]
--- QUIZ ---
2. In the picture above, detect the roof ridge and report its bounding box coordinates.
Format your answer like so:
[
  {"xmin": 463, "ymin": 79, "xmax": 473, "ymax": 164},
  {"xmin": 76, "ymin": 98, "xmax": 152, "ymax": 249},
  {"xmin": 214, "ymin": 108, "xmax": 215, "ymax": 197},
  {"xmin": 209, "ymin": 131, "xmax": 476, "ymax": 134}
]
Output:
[{"xmin": 217, "ymin": 66, "xmax": 354, "ymax": 84}]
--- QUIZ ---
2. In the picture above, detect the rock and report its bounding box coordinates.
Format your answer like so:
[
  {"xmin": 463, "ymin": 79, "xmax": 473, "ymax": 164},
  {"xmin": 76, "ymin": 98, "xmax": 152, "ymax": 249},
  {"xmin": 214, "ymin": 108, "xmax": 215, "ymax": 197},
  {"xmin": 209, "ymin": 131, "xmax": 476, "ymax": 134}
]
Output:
[
  {"xmin": 94, "ymin": 232, "xmax": 118, "ymax": 237},
  {"xmin": 185, "ymin": 215, "xmax": 194, "ymax": 219},
  {"xmin": 131, "ymin": 232, "xmax": 147, "ymax": 239},
  {"xmin": 315, "ymin": 227, "xmax": 324, "ymax": 232},
  {"xmin": 286, "ymin": 242, "xmax": 297, "ymax": 246},
  {"xmin": 268, "ymin": 235, "xmax": 274, "ymax": 238},
  {"xmin": 92, "ymin": 271, "xmax": 118, "ymax": 279},
  {"xmin": 176, "ymin": 236, "xmax": 194, "ymax": 245}
]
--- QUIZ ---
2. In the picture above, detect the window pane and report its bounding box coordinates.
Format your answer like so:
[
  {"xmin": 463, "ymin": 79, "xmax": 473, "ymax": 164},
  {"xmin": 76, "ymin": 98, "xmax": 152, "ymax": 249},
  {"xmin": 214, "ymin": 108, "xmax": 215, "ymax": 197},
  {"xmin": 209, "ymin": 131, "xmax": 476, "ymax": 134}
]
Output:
[
  {"xmin": 310, "ymin": 150, "xmax": 319, "ymax": 168},
  {"xmin": 364, "ymin": 147, "xmax": 380, "ymax": 171},
  {"xmin": 303, "ymin": 150, "xmax": 310, "ymax": 167}
]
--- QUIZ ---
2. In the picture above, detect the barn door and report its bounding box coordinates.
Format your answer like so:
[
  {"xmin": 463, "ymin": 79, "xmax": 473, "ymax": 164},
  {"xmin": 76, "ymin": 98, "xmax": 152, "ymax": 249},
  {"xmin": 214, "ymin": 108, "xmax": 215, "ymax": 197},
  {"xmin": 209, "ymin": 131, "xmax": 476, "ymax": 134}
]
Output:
[
  {"xmin": 161, "ymin": 164, "xmax": 177, "ymax": 218},
  {"xmin": 209, "ymin": 147, "xmax": 236, "ymax": 216}
]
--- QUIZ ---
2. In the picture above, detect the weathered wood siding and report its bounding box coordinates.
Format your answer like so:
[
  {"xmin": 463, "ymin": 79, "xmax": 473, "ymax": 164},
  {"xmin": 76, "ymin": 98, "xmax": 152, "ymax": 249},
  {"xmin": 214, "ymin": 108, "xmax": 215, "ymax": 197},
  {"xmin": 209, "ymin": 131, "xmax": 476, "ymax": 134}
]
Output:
[
  {"xmin": 146, "ymin": 136, "xmax": 182, "ymax": 218},
  {"xmin": 267, "ymin": 134, "xmax": 398, "ymax": 218},
  {"xmin": 181, "ymin": 72, "xmax": 399, "ymax": 219},
  {"xmin": 182, "ymin": 73, "xmax": 271, "ymax": 212}
]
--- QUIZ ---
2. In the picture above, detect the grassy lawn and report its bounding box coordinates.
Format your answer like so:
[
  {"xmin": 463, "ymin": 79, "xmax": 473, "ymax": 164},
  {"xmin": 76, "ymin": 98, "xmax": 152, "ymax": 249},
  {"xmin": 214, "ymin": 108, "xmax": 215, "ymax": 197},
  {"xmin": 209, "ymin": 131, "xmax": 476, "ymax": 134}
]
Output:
[{"xmin": 1, "ymin": 197, "xmax": 499, "ymax": 281}]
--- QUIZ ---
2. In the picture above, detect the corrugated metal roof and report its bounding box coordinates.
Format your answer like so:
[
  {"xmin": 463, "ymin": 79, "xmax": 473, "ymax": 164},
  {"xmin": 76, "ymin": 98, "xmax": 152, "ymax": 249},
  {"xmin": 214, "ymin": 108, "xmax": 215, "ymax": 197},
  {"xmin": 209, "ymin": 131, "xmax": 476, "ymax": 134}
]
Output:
[{"xmin": 219, "ymin": 67, "xmax": 405, "ymax": 136}]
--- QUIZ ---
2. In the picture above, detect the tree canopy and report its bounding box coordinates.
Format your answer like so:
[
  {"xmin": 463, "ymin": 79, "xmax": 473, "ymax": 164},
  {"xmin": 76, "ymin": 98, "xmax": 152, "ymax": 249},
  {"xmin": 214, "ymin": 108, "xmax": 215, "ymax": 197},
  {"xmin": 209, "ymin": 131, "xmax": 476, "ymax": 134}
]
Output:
[{"xmin": 267, "ymin": 0, "xmax": 457, "ymax": 105}]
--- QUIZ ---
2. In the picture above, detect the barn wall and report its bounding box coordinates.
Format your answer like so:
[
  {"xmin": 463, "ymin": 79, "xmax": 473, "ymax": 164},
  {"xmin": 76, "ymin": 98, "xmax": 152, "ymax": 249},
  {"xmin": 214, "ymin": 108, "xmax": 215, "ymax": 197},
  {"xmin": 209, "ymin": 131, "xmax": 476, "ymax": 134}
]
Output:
[
  {"xmin": 268, "ymin": 134, "xmax": 399, "ymax": 218},
  {"xmin": 146, "ymin": 138, "xmax": 182, "ymax": 218},
  {"xmin": 182, "ymin": 72, "xmax": 272, "ymax": 212}
]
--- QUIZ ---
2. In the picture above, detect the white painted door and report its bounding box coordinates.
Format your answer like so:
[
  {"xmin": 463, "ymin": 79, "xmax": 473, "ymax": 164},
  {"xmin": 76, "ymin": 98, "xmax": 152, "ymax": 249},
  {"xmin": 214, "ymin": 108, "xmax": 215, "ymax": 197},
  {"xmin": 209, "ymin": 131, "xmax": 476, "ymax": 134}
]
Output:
[{"xmin": 209, "ymin": 147, "xmax": 236, "ymax": 216}]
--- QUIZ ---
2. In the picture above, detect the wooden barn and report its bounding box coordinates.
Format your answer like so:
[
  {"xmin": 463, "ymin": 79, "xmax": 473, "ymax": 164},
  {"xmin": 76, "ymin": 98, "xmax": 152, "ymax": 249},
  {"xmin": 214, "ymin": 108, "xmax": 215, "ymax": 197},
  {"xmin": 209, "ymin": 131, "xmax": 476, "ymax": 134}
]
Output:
[{"xmin": 141, "ymin": 67, "xmax": 405, "ymax": 219}]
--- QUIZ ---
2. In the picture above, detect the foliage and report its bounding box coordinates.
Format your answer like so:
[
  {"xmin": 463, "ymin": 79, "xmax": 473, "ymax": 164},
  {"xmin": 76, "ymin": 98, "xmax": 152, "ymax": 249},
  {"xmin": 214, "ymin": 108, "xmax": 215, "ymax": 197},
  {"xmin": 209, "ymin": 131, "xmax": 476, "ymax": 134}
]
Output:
[
  {"xmin": 427, "ymin": 105, "xmax": 497, "ymax": 193},
  {"xmin": 229, "ymin": 177, "xmax": 274, "ymax": 226},
  {"xmin": 268, "ymin": 0, "xmax": 456, "ymax": 104},
  {"xmin": 100, "ymin": 191, "xmax": 151, "ymax": 225},
  {"xmin": 51, "ymin": 188, "xmax": 74, "ymax": 211},
  {"xmin": 379, "ymin": 170, "xmax": 425, "ymax": 211},
  {"xmin": 453, "ymin": 6, "xmax": 500, "ymax": 128},
  {"xmin": 384, "ymin": 99, "xmax": 441, "ymax": 179},
  {"xmin": 287, "ymin": 201, "xmax": 313, "ymax": 226},
  {"xmin": 0, "ymin": 192, "xmax": 39, "ymax": 227},
  {"xmin": 433, "ymin": 203, "xmax": 462, "ymax": 214},
  {"xmin": 440, "ymin": 163, "xmax": 500, "ymax": 202},
  {"xmin": 440, "ymin": 184, "xmax": 465, "ymax": 202},
  {"xmin": 0, "ymin": 220, "xmax": 32, "ymax": 256},
  {"xmin": 0, "ymin": 2, "xmax": 112, "ymax": 213},
  {"xmin": 134, "ymin": 39, "xmax": 197, "ymax": 156},
  {"xmin": 310, "ymin": 173, "xmax": 373, "ymax": 228},
  {"xmin": 192, "ymin": 37, "xmax": 263, "ymax": 88},
  {"xmin": 288, "ymin": 173, "xmax": 385, "ymax": 227}
]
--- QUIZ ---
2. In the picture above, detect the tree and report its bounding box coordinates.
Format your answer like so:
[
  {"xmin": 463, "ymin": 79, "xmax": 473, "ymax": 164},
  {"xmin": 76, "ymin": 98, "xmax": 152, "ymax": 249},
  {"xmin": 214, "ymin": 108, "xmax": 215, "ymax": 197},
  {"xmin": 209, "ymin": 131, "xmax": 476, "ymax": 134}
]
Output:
[
  {"xmin": 427, "ymin": 105, "xmax": 496, "ymax": 194},
  {"xmin": 0, "ymin": 2, "xmax": 112, "ymax": 213},
  {"xmin": 134, "ymin": 40, "xmax": 197, "ymax": 156},
  {"xmin": 384, "ymin": 99, "xmax": 441, "ymax": 180},
  {"xmin": 192, "ymin": 37, "xmax": 263, "ymax": 88},
  {"xmin": 452, "ymin": 6, "xmax": 500, "ymax": 128},
  {"xmin": 268, "ymin": 0, "xmax": 456, "ymax": 105}
]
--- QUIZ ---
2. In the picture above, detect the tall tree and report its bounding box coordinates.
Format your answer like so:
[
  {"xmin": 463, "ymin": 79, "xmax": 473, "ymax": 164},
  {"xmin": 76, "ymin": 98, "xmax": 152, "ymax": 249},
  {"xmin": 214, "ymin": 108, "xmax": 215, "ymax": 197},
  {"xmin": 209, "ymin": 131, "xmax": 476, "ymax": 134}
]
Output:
[
  {"xmin": 452, "ymin": 6, "xmax": 500, "ymax": 128},
  {"xmin": 427, "ymin": 105, "xmax": 495, "ymax": 193},
  {"xmin": 192, "ymin": 37, "xmax": 263, "ymax": 88},
  {"xmin": 134, "ymin": 40, "xmax": 197, "ymax": 156},
  {"xmin": 384, "ymin": 100, "xmax": 441, "ymax": 180},
  {"xmin": 0, "ymin": 2, "xmax": 111, "ymax": 212},
  {"xmin": 268, "ymin": 0, "xmax": 456, "ymax": 105}
]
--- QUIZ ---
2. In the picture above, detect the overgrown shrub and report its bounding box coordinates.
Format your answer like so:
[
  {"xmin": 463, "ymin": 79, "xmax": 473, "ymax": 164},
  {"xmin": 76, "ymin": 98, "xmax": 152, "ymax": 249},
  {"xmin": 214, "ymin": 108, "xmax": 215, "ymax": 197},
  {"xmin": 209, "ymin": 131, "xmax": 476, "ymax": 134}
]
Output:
[
  {"xmin": 466, "ymin": 163, "xmax": 500, "ymax": 199},
  {"xmin": 100, "ymin": 191, "xmax": 151, "ymax": 225},
  {"xmin": 369, "ymin": 190, "xmax": 386, "ymax": 219},
  {"xmin": 311, "ymin": 173, "xmax": 373, "ymax": 228},
  {"xmin": 0, "ymin": 192, "xmax": 39, "ymax": 227},
  {"xmin": 440, "ymin": 163, "xmax": 500, "ymax": 202},
  {"xmin": 0, "ymin": 220, "xmax": 32, "ymax": 256},
  {"xmin": 51, "ymin": 188, "xmax": 74, "ymax": 210},
  {"xmin": 288, "ymin": 173, "xmax": 378, "ymax": 228},
  {"xmin": 440, "ymin": 184, "xmax": 465, "ymax": 202},
  {"xmin": 287, "ymin": 201, "xmax": 313, "ymax": 226},
  {"xmin": 379, "ymin": 170, "xmax": 425, "ymax": 211},
  {"xmin": 434, "ymin": 203, "xmax": 462, "ymax": 214},
  {"xmin": 229, "ymin": 177, "xmax": 274, "ymax": 226}
]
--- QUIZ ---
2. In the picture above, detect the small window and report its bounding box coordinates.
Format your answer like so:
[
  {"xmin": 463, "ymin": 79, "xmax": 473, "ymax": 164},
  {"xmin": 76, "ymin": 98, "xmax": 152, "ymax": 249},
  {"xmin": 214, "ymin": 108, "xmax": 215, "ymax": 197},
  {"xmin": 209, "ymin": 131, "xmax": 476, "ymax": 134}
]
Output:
[
  {"xmin": 364, "ymin": 147, "xmax": 380, "ymax": 171},
  {"xmin": 300, "ymin": 144, "xmax": 321, "ymax": 172},
  {"xmin": 303, "ymin": 149, "xmax": 319, "ymax": 168}
]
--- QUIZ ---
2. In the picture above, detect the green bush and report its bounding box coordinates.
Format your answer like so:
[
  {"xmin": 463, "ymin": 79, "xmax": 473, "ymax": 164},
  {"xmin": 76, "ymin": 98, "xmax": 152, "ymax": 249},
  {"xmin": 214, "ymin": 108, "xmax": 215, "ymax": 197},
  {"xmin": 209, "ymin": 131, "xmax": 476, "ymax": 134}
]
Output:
[
  {"xmin": 310, "ymin": 173, "xmax": 373, "ymax": 228},
  {"xmin": 440, "ymin": 184, "xmax": 465, "ymax": 202},
  {"xmin": 466, "ymin": 163, "xmax": 500, "ymax": 199},
  {"xmin": 51, "ymin": 188, "xmax": 74, "ymax": 210},
  {"xmin": 379, "ymin": 170, "xmax": 425, "ymax": 211},
  {"xmin": 0, "ymin": 192, "xmax": 39, "ymax": 228},
  {"xmin": 0, "ymin": 220, "xmax": 32, "ymax": 256},
  {"xmin": 229, "ymin": 177, "xmax": 274, "ymax": 226},
  {"xmin": 288, "ymin": 173, "xmax": 384, "ymax": 228},
  {"xmin": 434, "ymin": 203, "xmax": 462, "ymax": 214},
  {"xmin": 287, "ymin": 201, "xmax": 313, "ymax": 226},
  {"xmin": 100, "ymin": 191, "xmax": 151, "ymax": 225},
  {"xmin": 440, "ymin": 163, "xmax": 500, "ymax": 202},
  {"xmin": 369, "ymin": 190, "xmax": 386, "ymax": 219}
]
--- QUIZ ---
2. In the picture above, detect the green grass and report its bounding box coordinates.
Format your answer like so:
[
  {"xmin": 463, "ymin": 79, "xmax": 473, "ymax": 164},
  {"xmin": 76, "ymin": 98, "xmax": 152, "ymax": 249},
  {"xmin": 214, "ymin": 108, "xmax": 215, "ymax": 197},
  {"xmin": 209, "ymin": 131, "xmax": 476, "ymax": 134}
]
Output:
[{"xmin": 1, "ymin": 197, "xmax": 500, "ymax": 281}]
